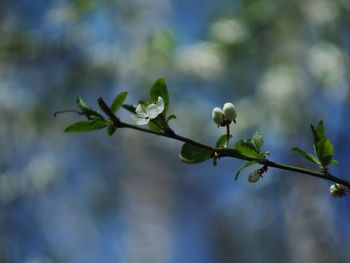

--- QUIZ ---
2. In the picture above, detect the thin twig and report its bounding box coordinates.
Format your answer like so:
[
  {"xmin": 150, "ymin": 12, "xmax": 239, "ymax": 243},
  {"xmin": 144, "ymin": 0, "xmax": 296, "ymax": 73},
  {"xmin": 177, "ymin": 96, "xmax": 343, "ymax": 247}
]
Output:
[
  {"xmin": 97, "ymin": 97, "xmax": 350, "ymax": 188},
  {"xmin": 54, "ymin": 109, "xmax": 83, "ymax": 118},
  {"xmin": 226, "ymin": 124, "xmax": 230, "ymax": 147}
]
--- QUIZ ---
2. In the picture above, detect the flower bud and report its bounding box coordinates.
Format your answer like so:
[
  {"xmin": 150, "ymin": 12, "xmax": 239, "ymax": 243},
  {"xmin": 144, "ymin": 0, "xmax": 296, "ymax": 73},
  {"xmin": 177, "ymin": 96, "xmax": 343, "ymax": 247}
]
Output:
[
  {"xmin": 248, "ymin": 171, "xmax": 261, "ymax": 183},
  {"xmin": 223, "ymin": 102, "xmax": 237, "ymax": 123},
  {"xmin": 330, "ymin": 183, "xmax": 347, "ymax": 198},
  {"xmin": 212, "ymin": 107, "xmax": 225, "ymax": 126}
]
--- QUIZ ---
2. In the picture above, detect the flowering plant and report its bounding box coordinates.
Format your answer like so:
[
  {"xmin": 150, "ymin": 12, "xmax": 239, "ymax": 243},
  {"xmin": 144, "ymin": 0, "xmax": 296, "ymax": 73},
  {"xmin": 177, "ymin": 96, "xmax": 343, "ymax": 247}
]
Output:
[{"xmin": 57, "ymin": 78, "xmax": 349, "ymax": 198}]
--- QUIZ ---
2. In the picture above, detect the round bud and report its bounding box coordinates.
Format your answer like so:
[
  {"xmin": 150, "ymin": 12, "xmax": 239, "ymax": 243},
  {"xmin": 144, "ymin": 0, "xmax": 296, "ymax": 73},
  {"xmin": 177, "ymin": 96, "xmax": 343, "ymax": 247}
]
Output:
[
  {"xmin": 248, "ymin": 171, "xmax": 261, "ymax": 183},
  {"xmin": 330, "ymin": 183, "xmax": 347, "ymax": 198},
  {"xmin": 223, "ymin": 102, "xmax": 237, "ymax": 123},
  {"xmin": 329, "ymin": 184, "xmax": 337, "ymax": 197},
  {"xmin": 212, "ymin": 107, "xmax": 225, "ymax": 126}
]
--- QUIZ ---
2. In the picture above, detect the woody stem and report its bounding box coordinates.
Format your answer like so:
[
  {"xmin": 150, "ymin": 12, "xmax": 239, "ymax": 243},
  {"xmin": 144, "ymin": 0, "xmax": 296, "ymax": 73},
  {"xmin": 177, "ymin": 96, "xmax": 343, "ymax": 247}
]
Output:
[{"xmin": 97, "ymin": 97, "xmax": 350, "ymax": 188}]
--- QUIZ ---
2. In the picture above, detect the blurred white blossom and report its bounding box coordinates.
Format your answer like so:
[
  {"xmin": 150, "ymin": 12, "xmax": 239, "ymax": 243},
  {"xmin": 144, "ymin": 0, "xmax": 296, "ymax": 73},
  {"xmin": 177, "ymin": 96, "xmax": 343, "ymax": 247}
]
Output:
[
  {"xmin": 307, "ymin": 43, "xmax": 348, "ymax": 102},
  {"xmin": 175, "ymin": 42, "xmax": 225, "ymax": 80},
  {"xmin": 210, "ymin": 19, "xmax": 248, "ymax": 44},
  {"xmin": 258, "ymin": 65, "xmax": 305, "ymax": 105},
  {"xmin": 302, "ymin": 0, "xmax": 339, "ymax": 25}
]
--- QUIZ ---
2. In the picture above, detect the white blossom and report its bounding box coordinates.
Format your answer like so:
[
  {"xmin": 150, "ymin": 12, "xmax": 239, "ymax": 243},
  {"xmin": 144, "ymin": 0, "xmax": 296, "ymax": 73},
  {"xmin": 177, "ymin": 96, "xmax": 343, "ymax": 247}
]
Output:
[
  {"xmin": 212, "ymin": 102, "xmax": 237, "ymax": 127},
  {"xmin": 212, "ymin": 107, "xmax": 225, "ymax": 126},
  {"xmin": 223, "ymin": 102, "xmax": 237, "ymax": 123},
  {"xmin": 132, "ymin": 96, "xmax": 164, "ymax": 125}
]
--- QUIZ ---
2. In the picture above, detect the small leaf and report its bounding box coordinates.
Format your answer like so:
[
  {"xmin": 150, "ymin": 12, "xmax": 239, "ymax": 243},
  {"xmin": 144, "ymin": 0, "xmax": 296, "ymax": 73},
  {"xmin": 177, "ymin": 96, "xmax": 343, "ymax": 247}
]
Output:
[
  {"xmin": 76, "ymin": 97, "xmax": 89, "ymax": 109},
  {"xmin": 111, "ymin": 91, "xmax": 128, "ymax": 113},
  {"xmin": 149, "ymin": 78, "xmax": 169, "ymax": 114},
  {"xmin": 122, "ymin": 104, "xmax": 136, "ymax": 113},
  {"xmin": 149, "ymin": 113, "xmax": 169, "ymax": 132},
  {"xmin": 216, "ymin": 134, "xmax": 233, "ymax": 148},
  {"xmin": 64, "ymin": 120, "xmax": 108, "ymax": 133},
  {"xmin": 311, "ymin": 120, "xmax": 326, "ymax": 147},
  {"xmin": 234, "ymin": 160, "xmax": 257, "ymax": 180},
  {"xmin": 76, "ymin": 97, "xmax": 104, "ymax": 120},
  {"xmin": 138, "ymin": 100, "xmax": 148, "ymax": 107},
  {"xmin": 328, "ymin": 159, "xmax": 339, "ymax": 166},
  {"xmin": 234, "ymin": 140, "xmax": 260, "ymax": 159},
  {"xmin": 316, "ymin": 120, "xmax": 326, "ymax": 137},
  {"xmin": 251, "ymin": 132, "xmax": 264, "ymax": 153},
  {"xmin": 180, "ymin": 143, "xmax": 213, "ymax": 164},
  {"xmin": 107, "ymin": 125, "xmax": 116, "ymax": 136},
  {"xmin": 316, "ymin": 139, "xmax": 333, "ymax": 167},
  {"xmin": 291, "ymin": 147, "xmax": 321, "ymax": 165},
  {"xmin": 167, "ymin": 114, "xmax": 177, "ymax": 122},
  {"xmin": 315, "ymin": 120, "xmax": 326, "ymax": 141},
  {"xmin": 233, "ymin": 133, "xmax": 264, "ymax": 159},
  {"xmin": 148, "ymin": 120, "xmax": 162, "ymax": 132}
]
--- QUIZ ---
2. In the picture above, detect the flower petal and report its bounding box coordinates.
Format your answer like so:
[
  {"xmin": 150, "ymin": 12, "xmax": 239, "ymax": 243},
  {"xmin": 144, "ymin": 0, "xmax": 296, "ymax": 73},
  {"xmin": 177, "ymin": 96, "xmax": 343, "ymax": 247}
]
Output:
[
  {"xmin": 135, "ymin": 104, "xmax": 147, "ymax": 115},
  {"xmin": 146, "ymin": 103, "xmax": 159, "ymax": 119},
  {"xmin": 131, "ymin": 114, "xmax": 150, "ymax": 125},
  {"xmin": 156, "ymin": 96, "xmax": 164, "ymax": 114}
]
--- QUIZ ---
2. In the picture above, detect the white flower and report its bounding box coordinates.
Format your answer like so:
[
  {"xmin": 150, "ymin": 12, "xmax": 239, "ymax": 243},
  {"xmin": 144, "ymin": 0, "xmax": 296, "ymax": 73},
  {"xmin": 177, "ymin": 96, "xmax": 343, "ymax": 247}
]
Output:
[
  {"xmin": 132, "ymin": 96, "xmax": 164, "ymax": 125},
  {"xmin": 212, "ymin": 107, "xmax": 225, "ymax": 126},
  {"xmin": 212, "ymin": 102, "xmax": 237, "ymax": 127},
  {"xmin": 223, "ymin": 102, "xmax": 237, "ymax": 123}
]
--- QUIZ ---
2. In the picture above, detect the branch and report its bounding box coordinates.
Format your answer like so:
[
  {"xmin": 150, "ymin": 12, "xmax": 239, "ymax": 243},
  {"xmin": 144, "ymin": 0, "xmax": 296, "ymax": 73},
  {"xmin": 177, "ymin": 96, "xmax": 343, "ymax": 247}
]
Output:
[{"xmin": 96, "ymin": 97, "xmax": 350, "ymax": 188}]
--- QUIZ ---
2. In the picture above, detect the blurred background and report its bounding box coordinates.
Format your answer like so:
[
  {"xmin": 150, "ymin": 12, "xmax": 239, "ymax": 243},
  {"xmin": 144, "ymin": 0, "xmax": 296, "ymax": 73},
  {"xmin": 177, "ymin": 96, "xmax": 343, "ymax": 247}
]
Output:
[{"xmin": 1, "ymin": 0, "xmax": 350, "ymax": 262}]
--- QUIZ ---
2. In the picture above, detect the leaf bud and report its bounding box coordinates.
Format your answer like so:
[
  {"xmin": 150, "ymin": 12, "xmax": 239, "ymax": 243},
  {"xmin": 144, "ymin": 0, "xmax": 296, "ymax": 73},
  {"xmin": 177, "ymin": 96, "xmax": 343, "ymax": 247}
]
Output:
[{"xmin": 248, "ymin": 171, "xmax": 261, "ymax": 183}]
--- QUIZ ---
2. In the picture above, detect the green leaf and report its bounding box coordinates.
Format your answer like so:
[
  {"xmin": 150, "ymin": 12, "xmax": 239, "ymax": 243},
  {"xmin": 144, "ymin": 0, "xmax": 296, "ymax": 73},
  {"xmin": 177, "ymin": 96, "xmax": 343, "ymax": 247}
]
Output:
[
  {"xmin": 180, "ymin": 143, "xmax": 213, "ymax": 164},
  {"xmin": 316, "ymin": 120, "xmax": 326, "ymax": 138},
  {"xmin": 316, "ymin": 139, "xmax": 333, "ymax": 167},
  {"xmin": 232, "ymin": 133, "xmax": 264, "ymax": 159},
  {"xmin": 149, "ymin": 78, "xmax": 169, "ymax": 114},
  {"xmin": 311, "ymin": 120, "xmax": 326, "ymax": 147},
  {"xmin": 122, "ymin": 104, "xmax": 136, "ymax": 113},
  {"xmin": 64, "ymin": 120, "xmax": 108, "ymax": 133},
  {"xmin": 329, "ymin": 159, "xmax": 339, "ymax": 166},
  {"xmin": 293, "ymin": 120, "xmax": 337, "ymax": 168},
  {"xmin": 234, "ymin": 160, "xmax": 257, "ymax": 181},
  {"xmin": 251, "ymin": 132, "xmax": 264, "ymax": 153},
  {"xmin": 138, "ymin": 100, "xmax": 148, "ymax": 107},
  {"xmin": 76, "ymin": 97, "xmax": 104, "ymax": 120},
  {"xmin": 167, "ymin": 114, "xmax": 177, "ymax": 122},
  {"xmin": 291, "ymin": 147, "xmax": 321, "ymax": 165},
  {"xmin": 111, "ymin": 91, "xmax": 128, "ymax": 113},
  {"xmin": 216, "ymin": 134, "xmax": 233, "ymax": 148},
  {"xmin": 107, "ymin": 125, "xmax": 117, "ymax": 136},
  {"xmin": 234, "ymin": 140, "xmax": 261, "ymax": 159},
  {"xmin": 148, "ymin": 120, "xmax": 162, "ymax": 132},
  {"xmin": 149, "ymin": 113, "xmax": 169, "ymax": 132},
  {"xmin": 76, "ymin": 97, "xmax": 89, "ymax": 109}
]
